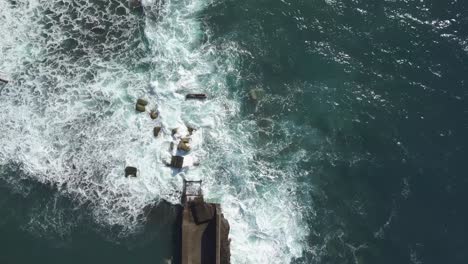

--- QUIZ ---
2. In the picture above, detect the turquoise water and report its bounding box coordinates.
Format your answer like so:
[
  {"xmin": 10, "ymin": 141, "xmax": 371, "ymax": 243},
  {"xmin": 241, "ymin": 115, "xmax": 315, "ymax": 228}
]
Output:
[{"xmin": 1, "ymin": 0, "xmax": 468, "ymax": 263}]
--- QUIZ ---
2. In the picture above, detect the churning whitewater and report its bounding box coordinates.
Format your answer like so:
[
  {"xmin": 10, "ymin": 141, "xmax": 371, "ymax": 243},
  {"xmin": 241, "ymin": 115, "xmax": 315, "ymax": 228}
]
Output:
[{"xmin": 0, "ymin": 0, "xmax": 307, "ymax": 263}]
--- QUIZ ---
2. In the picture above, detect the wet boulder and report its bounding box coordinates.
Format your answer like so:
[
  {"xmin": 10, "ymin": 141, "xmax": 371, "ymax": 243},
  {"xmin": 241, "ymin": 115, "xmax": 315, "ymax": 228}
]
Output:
[
  {"xmin": 170, "ymin": 156, "xmax": 184, "ymax": 168},
  {"xmin": 178, "ymin": 141, "xmax": 191, "ymax": 152},
  {"xmin": 136, "ymin": 104, "xmax": 146, "ymax": 112},
  {"xmin": 150, "ymin": 110, "xmax": 158, "ymax": 119},
  {"xmin": 187, "ymin": 126, "xmax": 196, "ymax": 135},
  {"xmin": 186, "ymin": 93, "xmax": 207, "ymax": 100},
  {"xmin": 125, "ymin": 166, "xmax": 137, "ymax": 177},
  {"xmin": 137, "ymin": 98, "xmax": 148, "ymax": 106},
  {"xmin": 153, "ymin": 127, "xmax": 161, "ymax": 137}
]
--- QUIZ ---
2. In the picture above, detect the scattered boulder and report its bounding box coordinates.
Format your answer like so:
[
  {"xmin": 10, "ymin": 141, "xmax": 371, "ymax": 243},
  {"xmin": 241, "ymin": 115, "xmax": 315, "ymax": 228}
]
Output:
[
  {"xmin": 172, "ymin": 128, "xmax": 178, "ymax": 136},
  {"xmin": 153, "ymin": 127, "xmax": 161, "ymax": 137},
  {"xmin": 125, "ymin": 166, "xmax": 137, "ymax": 177},
  {"xmin": 181, "ymin": 137, "xmax": 190, "ymax": 143},
  {"xmin": 170, "ymin": 156, "xmax": 184, "ymax": 168},
  {"xmin": 186, "ymin": 93, "xmax": 207, "ymax": 100},
  {"xmin": 150, "ymin": 110, "xmax": 158, "ymax": 119},
  {"xmin": 178, "ymin": 141, "xmax": 191, "ymax": 152},
  {"xmin": 136, "ymin": 104, "xmax": 146, "ymax": 112},
  {"xmin": 137, "ymin": 98, "xmax": 148, "ymax": 106},
  {"xmin": 187, "ymin": 126, "xmax": 195, "ymax": 135}
]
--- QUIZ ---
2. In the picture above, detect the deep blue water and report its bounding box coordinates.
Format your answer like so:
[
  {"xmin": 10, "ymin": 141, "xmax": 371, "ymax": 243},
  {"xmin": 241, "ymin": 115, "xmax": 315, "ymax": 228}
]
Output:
[{"xmin": 1, "ymin": 0, "xmax": 468, "ymax": 263}]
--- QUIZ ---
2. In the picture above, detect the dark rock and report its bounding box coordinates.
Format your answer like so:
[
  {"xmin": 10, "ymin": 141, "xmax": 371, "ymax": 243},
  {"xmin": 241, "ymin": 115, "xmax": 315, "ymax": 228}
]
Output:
[
  {"xmin": 181, "ymin": 137, "xmax": 190, "ymax": 143},
  {"xmin": 137, "ymin": 98, "xmax": 148, "ymax": 106},
  {"xmin": 172, "ymin": 128, "xmax": 178, "ymax": 136},
  {"xmin": 136, "ymin": 104, "xmax": 146, "ymax": 112},
  {"xmin": 153, "ymin": 127, "xmax": 161, "ymax": 137},
  {"xmin": 170, "ymin": 156, "xmax": 184, "ymax": 168},
  {"xmin": 187, "ymin": 126, "xmax": 195, "ymax": 135},
  {"xmin": 178, "ymin": 141, "xmax": 191, "ymax": 152},
  {"xmin": 150, "ymin": 110, "xmax": 158, "ymax": 119},
  {"xmin": 186, "ymin": 93, "xmax": 207, "ymax": 100},
  {"xmin": 125, "ymin": 166, "xmax": 137, "ymax": 177}
]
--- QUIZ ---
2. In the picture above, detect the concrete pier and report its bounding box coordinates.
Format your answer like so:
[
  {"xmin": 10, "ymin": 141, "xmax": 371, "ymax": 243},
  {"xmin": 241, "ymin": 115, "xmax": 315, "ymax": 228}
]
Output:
[{"xmin": 180, "ymin": 180, "xmax": 230, "ymax": 264}]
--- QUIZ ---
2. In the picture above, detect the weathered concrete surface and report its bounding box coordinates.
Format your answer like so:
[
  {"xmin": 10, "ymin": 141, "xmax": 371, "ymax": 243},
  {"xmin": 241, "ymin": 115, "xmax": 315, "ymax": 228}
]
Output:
[{"xmin": 180, "ymin": 200, "xmax": 230, "ymax": 264}]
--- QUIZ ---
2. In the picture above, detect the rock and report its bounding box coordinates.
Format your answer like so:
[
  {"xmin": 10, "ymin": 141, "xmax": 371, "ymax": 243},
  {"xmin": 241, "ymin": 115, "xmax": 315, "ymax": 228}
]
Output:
[
  {"xmin": 186, "ymin": 93, "xmax": 207, "ymax": 100},
  {"xmin": 171, "ymin": 128, "xmax": 178, "ymax": 136},
  {"xmin": 249, "ymin": 88, "xmax": 265, "ymax": 101},
  {"xmin": 153, "ymin": 127, "xmax": 161, "ymax": 137},
  {"xmin": 125, "ymin": 166, "xmax": 137, "ymax": 177},
  {"xmin": 150, "ymin": 110, "xmax": 158, "ymax": 119},
  {"xmin": 178, "ymin": 141, "xmax": 191, "ymax": 152},
  {"xmin": 170, "ymin": 156, "xmax": 184, "ymax": 168},
  {"xmin": 187, "ymin": 126, "xmax": 195, "ymax": 135},
  {"xmin": 136, "ymin": 103, "xmax": 146, "ymax": 112},
  {"xmin": 181, "ymin": 137, "xmax": 190, "ymax": 143},
  {"xmin": 137, "ymin": 98, "xmax": 148, "ymax": 106}
]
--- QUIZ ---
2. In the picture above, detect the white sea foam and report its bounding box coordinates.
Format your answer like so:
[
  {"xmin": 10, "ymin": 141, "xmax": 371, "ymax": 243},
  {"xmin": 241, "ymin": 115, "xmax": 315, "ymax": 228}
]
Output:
[{"xmin": 0, "ymin": 0, "xmax": 307, "ymax": 262}]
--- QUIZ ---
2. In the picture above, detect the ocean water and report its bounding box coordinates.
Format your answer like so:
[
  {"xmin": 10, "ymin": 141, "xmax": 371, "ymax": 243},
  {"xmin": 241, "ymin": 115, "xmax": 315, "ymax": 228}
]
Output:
[{"xmin": 0, "ymin": 0, "xmax": 467, "ymax": 263}]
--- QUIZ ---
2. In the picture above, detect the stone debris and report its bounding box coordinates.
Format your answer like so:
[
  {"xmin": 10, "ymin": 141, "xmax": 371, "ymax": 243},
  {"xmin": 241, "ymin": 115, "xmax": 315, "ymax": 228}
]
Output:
[
  {"xmin": 170, "ymin": 156, "xmax": 184, "ymax": 168},
  {"xmin": 186, "ymin": 93, "xmax": 207, "ymax": 100},
  {"xmin": 178, "ymin": 141, "xmax": 191, "ymax": 152},
  {"xmin": 187, "ymin": 126, "xmax": 196, "ymax": 135},
  {"xmin": 125, "ymin": 166, "xmax": 137, "ymax": 177},
  {"xmin": 137, "ymin": 98, "xmax": 148, "ymax": 106},
  {"xmin": 153, "ymin": 127, "xmax": 161, "ymax": 137},
  {"xmin": 150, "ymin": 110, "xmax": 158, "ymax": 119},
  {"xmin": 135, "ymin": 103, "xmax": 146, "ymax": 112}
]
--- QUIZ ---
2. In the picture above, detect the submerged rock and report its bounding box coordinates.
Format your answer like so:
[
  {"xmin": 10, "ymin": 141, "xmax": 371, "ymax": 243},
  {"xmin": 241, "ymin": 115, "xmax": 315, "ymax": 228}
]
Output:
[
  {"xmin": 172, "ymin": 128, "xmax": 178, "ymax": 136},
  {"xmin": 249, "ymin": 88, "xmax": 265, "ymax": 101}
]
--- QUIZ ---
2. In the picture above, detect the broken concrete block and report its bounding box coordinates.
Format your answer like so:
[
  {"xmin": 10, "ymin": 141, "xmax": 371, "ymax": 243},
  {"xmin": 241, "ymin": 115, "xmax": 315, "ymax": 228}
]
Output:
[
  {"xmin": 125, "ymin": 166, "xmax": 137, "ymax": 177},
  {"xmin": 136, "ymin": 104, "xmax": 146, "ymax": 112},
  {"xmin": 150, "ymin": 110, "xmax": 158, "ymax": 119},
  {"xmin": 187, "ymin": 126, "xmax": 195, "ymax": 135},
  {"xmin": 153, "ymin": 127, "xmax": 161, "ymax": 137},
  {"xmin": 178, "ymin": 141, "xmax": 191, "ymax": 152},
  {"xmin": 137, "ymin": 99, "xmax": 148, "ymax": 106},
  {"xmin": 170, "ymin": 156, "xmax": 184, "ymax": 168},
  {"xmin": 186, "ymin": 93, "xmax": 207, "ymax": 100}
]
